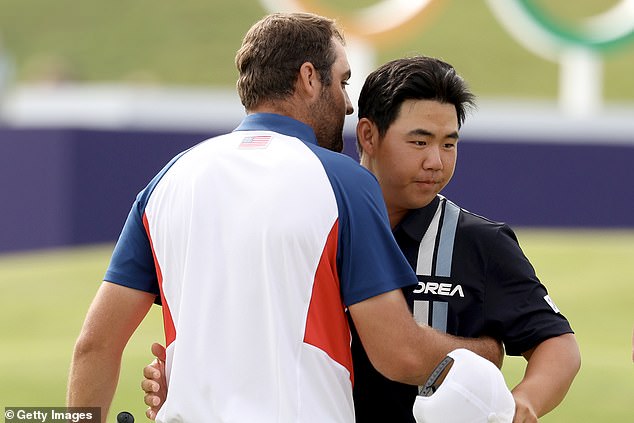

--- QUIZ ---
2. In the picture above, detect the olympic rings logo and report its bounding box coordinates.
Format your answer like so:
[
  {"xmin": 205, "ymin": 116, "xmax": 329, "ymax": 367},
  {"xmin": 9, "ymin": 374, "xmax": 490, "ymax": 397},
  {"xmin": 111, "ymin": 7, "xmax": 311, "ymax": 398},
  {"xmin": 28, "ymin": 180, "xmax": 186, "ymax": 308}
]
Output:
[
  {"xmin": 260, "ymin": 0, "xmax": 634, "ymax": 54},
  {"xmin": 486, "ymin": 0, "xmax": 634, "ymax": 59},
  {"xmin": 258, "ymin": 0, "xmax": 448, "ymax": 45},
  {"xmin": 259, "ymin": 0, "xmax": 634, "ymax": 115},
  {"xmin": 513, "ymin": 0, "xmax": 634, "ymax": 52}
]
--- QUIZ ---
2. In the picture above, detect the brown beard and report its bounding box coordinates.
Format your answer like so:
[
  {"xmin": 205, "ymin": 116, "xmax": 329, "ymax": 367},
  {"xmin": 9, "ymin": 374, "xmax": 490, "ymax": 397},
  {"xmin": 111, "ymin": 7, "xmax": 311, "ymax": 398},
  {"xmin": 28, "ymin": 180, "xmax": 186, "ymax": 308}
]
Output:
[{"xmin": 309, "ymin": 86, "xmax": 345, "ymax": 152}]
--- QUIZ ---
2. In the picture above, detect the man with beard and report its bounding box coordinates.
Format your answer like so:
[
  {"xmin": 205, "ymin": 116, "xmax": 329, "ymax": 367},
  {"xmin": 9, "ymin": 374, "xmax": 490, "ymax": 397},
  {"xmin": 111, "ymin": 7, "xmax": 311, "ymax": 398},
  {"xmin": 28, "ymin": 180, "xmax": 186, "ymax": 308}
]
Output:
[
  {"xmin": 68, "ymin": 13, "xmax": 503, "ymax": 423},
  {"xmin": 142, "ymin": 56, "xmax": 580, "ymax": 423}
]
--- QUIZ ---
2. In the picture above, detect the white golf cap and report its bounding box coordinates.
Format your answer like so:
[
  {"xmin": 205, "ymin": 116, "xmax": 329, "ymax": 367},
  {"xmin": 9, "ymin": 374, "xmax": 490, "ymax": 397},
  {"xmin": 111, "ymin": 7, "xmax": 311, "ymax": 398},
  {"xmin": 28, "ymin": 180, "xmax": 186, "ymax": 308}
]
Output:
[{"xmin": 412, "ymin": 348, "xmax": 515, "ymax": 423}]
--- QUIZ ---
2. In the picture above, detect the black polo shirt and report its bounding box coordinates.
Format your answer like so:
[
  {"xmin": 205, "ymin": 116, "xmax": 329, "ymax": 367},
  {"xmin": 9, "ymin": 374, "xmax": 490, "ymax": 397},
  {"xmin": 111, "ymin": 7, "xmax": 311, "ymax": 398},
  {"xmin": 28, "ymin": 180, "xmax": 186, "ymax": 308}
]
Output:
[{"xmin": 352, "ymin": 195, "xmax": 574, "ymax": 423}]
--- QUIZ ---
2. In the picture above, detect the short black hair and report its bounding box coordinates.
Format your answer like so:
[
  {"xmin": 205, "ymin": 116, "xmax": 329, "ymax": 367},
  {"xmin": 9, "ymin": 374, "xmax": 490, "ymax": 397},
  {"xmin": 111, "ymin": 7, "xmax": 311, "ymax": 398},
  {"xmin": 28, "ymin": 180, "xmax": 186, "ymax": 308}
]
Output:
[{"xmin": 358, "ymin": 56, "xmax": 475, "ymax": 140}]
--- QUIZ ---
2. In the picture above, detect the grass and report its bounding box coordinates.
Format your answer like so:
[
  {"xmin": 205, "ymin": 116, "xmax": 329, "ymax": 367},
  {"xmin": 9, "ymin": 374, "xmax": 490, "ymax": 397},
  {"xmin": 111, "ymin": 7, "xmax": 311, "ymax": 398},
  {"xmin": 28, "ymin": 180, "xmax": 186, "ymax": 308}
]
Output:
[
  {"xmin": 502, "ymin": 229, "xmax": 634, "ymax": 422},
  {"xmin": 0, "ymin": 0, "xmax": 633, "ymax": 101},
  {"xmin": 1, "ymin": 230, "xmax": 633, "ymax": 421},
  {"xmin": 0, "ymin": 245, "xmax": 162, "ymax": 419}
]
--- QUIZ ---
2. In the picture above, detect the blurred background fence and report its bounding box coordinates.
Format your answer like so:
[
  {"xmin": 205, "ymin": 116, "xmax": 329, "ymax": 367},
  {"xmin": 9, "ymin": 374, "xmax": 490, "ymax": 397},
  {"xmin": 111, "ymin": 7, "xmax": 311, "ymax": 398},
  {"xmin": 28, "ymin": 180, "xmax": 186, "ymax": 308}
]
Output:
[
  {"xmin": 0, "ymin": 0, "xmax": 633, "ymax": 253},
  {"xmin": 1, "ymin": 96, "xmax": 634, "ymax": 253}
]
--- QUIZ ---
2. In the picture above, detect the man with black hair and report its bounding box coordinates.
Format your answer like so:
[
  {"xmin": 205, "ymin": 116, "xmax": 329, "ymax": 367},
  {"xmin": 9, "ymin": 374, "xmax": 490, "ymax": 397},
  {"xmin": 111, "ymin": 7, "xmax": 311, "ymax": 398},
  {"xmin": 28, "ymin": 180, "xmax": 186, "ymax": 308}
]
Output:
[
  {"xmin": 68, "ymin": 14, "xmax": 504, "ymax": 423},
  {"xmin": 352, "ymin": 56, "xmax": 579, "ymax": 423},
  {"xmin": 142, "ymin": 56, "xmax": 580, "ymax": 423}
]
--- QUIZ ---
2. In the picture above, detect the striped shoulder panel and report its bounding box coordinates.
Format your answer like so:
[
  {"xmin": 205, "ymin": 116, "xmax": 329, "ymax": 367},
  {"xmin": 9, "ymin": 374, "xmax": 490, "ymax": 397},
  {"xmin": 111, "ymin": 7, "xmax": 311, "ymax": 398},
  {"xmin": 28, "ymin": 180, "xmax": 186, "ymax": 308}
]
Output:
[{"xmin": 415, "ymin": 197, "xmax": 461, "ymax": 277}]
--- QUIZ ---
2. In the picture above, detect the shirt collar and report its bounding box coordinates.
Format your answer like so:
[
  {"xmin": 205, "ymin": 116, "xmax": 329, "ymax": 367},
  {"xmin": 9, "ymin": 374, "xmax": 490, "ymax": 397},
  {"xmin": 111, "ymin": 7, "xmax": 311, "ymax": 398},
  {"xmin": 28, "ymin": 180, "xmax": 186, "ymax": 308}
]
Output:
[
  {"xmin": 234, "ymin": 113, "xmax": 318, "ymax": 146},
  {"xmin": 394, "ymin": 195, "xmax": 442, "ymax": 242}
]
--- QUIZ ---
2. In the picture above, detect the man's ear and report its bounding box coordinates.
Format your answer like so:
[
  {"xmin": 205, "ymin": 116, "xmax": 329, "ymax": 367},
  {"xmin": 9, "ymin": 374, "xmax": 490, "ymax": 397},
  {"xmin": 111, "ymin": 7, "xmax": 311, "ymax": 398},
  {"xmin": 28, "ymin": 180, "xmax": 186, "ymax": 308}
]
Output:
[
  {"xmin": 357, "ymin": 118, "xmax": 379, "ymax": 157},
  {"xmin": 297, "ymin": 62, "xmax": 320, "ymax": 99}
]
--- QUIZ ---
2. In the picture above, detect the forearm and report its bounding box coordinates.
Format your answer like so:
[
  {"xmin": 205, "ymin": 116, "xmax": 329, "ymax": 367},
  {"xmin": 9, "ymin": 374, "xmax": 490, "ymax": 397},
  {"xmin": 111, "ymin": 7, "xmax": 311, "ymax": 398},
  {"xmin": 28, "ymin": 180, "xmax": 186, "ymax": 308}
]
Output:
[
  {"xmin": 67, "ymin": 344, "xmax": 123, "ymax": 423},
  {"xmin": 399, "ymin": 328, "xmax": 504, "ymax": 384},
  {"xmin": 453, "ymin": 334, "xmax": 504, "ymax": 368},
  {"xmin": 412, "ymin": 327, "xmax": 504, "ymax": 370},
  {"xmin": 512, "ymin": 333, "xmax": 580, "ymax": 418},
  {"xmin": 67, "ymin": 282, "xmax": 156, "ymax": 423},
  {"xmin": 350, "ymin": 291, "xmax": 505, "ymax": 385}
]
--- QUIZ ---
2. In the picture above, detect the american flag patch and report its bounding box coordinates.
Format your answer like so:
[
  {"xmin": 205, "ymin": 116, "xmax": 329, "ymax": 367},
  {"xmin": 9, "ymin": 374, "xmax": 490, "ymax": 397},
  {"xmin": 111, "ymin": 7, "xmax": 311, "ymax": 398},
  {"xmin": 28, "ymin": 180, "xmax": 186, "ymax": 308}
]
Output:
[{"xmin": 239, "ymin": 135, "xmax": 272, "ymax": 149}]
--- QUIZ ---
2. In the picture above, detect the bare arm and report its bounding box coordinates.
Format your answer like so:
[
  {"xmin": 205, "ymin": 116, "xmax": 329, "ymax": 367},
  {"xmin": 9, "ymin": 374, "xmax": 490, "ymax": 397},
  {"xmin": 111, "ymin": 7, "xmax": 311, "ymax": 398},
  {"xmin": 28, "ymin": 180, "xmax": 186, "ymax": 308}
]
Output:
[
  {"xmin": 510, "ymin": 333, "xmax": 581, "ymax": 423},
  {"xmin": 140, "ymin": 289, "xmax": 503, "ymax": 415},
  {"xmin": 67, "ymin": 281, "xmax": 156, "ymax": 423},
  {"xmin": 348, "ymin": 289, "xmax": 503, "ymax": 385}
]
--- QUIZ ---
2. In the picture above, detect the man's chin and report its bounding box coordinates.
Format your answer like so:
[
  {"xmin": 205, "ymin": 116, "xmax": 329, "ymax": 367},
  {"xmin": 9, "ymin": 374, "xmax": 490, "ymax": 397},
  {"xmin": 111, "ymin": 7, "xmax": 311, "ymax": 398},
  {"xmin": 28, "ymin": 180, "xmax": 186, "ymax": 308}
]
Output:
[{"xmin": 317, "ymin": 136, "xmax": 344, "ymax": 153}]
